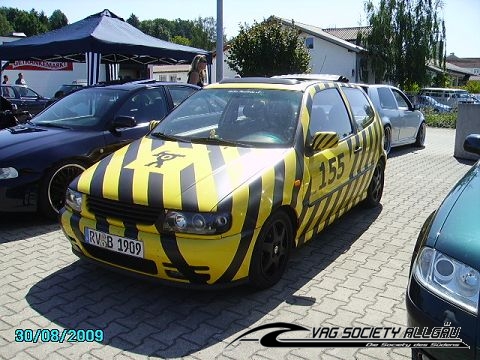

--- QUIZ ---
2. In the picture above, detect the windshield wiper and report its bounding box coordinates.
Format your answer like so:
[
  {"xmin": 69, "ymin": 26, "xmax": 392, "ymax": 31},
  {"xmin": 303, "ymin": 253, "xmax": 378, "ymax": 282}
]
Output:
[
  {"xmin": 150, "ymin": 132, "xmax": 189, "ymax": 143},
  {"xmin": 190, "ymin": 137, "xmax": 252, "ymax": 147}
]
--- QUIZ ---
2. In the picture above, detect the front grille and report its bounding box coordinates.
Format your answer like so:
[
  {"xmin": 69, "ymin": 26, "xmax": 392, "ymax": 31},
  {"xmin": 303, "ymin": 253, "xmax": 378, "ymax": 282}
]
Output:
[
  {"xmin": 87, "ymin": 196, "xmax": 162, "ymax": 225},
  {"xmin": 83, "ymin": 243, "xmax": 158, "ymax": 274}
]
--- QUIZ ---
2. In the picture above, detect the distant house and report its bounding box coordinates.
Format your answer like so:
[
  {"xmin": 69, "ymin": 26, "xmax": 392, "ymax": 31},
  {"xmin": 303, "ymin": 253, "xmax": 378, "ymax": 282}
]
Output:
[
  {"xmin": 427, "ymin": 60, "xmax": 475, "ymax": 87},
  {"xmin": 323, "ymin": 26, "xmax": 371, "ymax": 46},
  {"xmin": 274, "ymin": 17, "xmax": 373, "ymax": 83},
  {"xmin": 446, "ymin": 53, "xmax": 480, "ymax": 81}
]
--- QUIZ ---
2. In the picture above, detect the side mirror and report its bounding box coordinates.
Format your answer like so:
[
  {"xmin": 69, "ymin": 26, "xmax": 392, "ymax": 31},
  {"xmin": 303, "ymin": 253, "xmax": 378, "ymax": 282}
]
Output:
[
  {"xmin": 112, "ymin": 116, "xmax": 136, "ymax": 129},
  {"xmin": 148, "ymin": 120, "xmax": 161, "ymax": 131},
  {"xmin": 310, "ymin": 131, "xmax": 339, "ymax": 152},
  {"xmin": 464, "ymin": 134, "xmax": 480, "ymax": 156}
]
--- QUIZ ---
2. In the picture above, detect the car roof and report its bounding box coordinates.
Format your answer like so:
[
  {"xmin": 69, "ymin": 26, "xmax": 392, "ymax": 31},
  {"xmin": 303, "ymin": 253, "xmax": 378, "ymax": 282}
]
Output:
[
  {"xmin": 87, "ymin": 79, "xmax": 200, "ymax": 91},
  {"xmin": 272, "ymin": 74, "xmax": 350, "ymax": 82},
  {"xmin": 209, "ymin": 76, "xmax": 352, "ymax": 92}
]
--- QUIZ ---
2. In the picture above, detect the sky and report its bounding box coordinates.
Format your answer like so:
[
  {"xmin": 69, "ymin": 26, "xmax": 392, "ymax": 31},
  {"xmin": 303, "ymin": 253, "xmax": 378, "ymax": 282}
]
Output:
[{"xmin": 2, "ymin": 0, "xmax": 479, "ymax": 58}]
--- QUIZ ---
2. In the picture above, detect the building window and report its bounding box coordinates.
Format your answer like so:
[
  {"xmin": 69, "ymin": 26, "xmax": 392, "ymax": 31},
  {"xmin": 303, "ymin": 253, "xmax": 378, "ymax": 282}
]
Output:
[{"xmin": 305, "ymin": 37, "xmax": 314, "ymax": 49}]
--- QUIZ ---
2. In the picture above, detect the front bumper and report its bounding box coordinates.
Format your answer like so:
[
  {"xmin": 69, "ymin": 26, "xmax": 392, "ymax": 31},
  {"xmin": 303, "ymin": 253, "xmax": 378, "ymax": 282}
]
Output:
[
  {"xmin": 60, "ymin": 208, "xmax": 258, "ymax": 287},
  {"xmin": 0, "ymin": 176, "xmax": 40, "ymax": 212},
  {"xmin": 406, "ymin": 273, "xmax": 477, "ymax": 360}
]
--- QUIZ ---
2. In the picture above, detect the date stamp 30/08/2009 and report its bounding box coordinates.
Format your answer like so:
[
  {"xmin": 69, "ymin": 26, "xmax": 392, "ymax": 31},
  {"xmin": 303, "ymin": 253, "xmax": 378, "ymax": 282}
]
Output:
[{"xmin": 15, "ymin": 329, "xmax": 104, "ymax": 343}]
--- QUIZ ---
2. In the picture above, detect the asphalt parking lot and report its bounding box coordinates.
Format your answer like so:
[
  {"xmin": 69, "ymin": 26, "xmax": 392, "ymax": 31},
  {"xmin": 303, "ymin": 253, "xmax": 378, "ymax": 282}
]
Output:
[{"xmin": 0, "ymin": 127, "xmax": 475, "ymax": 360}]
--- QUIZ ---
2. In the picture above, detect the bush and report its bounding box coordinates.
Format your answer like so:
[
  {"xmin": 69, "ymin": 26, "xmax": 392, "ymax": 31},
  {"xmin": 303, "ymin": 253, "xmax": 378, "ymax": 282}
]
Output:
[{"xmin": 423, "ymin": 109, "xmax": 457, "ymax": 128}]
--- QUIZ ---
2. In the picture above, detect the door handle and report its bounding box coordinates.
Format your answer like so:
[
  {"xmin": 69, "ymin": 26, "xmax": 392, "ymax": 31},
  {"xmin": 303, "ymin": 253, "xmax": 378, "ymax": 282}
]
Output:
[{"xmin": 354, "ymin": 146, "xmax": 363, "ymax": 153}]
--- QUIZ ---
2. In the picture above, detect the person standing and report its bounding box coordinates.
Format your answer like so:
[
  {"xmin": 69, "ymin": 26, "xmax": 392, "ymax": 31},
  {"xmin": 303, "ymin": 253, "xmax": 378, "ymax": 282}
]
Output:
[
  {"xmin": 2, "ymin": 75, "xmax": 8, "ymax": 84},
  {"xmin": 15, "ymin": 73, "xmax": 26, "ymax": 85},
  {"xmin": 187, "ymin": 55, "xmax": 207, "ymax": 87}
]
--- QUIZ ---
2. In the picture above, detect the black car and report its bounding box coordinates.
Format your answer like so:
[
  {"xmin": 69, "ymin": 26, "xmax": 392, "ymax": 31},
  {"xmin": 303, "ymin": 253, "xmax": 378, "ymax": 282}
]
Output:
[
  {"xmin": 406, "ymin": 134, "xmax": 480, "ymax": 360},
  {"xmin": 0, "ymin": 80, "xmax": 199, "ymax": 218},
  {"xmin": 1, "ymin": 84, "xmax": 50, "ymax": 116},
  {"xmin": 0, "ymin": 95, "xmax": 32, "ymax": 129},
  {"xmin": 44, "ymin": 83, "xmax": 87, "ymax": 107}
]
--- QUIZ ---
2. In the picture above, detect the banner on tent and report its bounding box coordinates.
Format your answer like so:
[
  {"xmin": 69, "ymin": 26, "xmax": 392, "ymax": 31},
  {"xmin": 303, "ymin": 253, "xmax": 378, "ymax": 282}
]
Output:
[{"xmin": 5, "ymin": 61, "xmax": 73, "ymax": 71}]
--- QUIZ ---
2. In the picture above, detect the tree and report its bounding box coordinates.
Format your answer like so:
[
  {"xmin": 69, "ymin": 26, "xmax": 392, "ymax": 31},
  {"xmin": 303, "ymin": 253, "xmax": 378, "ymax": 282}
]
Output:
[
  {"xmin": 171, "ymin": 35, "xmax": 191, "ymax": 46},
  {"xmin": 364, "ymin": 0, "xmax": 445, "ymax": 89},
  {"xmin": 0, "ymin": 13, "xmax": 13, "ymax": 35},
  {"xmin": 49, "ymin": 9, "xmax": 68, "ymax": 30},
  {"xmin": 226, "ymin": 18, "xmax": 310, "ymax": 77},
  {"xmin": 126, "ymin": 14, "xmax": 140, "ymax": 28}
]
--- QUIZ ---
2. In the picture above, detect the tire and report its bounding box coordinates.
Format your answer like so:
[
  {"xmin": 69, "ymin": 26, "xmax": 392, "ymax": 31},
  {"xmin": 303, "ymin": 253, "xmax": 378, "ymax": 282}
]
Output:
[
  {"xmin": 39, "ymin": 161, "xmax": 86, "ymax": 219},
  {"xmin": 415, "ymin": 121, "xmax": 426, "ymax": 147},
  {"xmin": 249, "ymin": 210, "xmax": 293, "ymax": 289},
  {"xmin": 383, "ymin": 125, "xmax": 392, "ymax": 155},
  {"xmin": 362, "ymin": 160, "xmax": 385, "ymax": 208},
  {"xmin": 411, "ymin": 348, "xmax": 420, "ymax": 360}
]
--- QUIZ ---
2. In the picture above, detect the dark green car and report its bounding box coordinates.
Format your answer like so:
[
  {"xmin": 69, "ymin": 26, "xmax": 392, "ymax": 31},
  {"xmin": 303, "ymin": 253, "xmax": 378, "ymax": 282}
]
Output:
[{"xmin": 406, "ymin": 134, "xmax": 480, "ymax": 360}]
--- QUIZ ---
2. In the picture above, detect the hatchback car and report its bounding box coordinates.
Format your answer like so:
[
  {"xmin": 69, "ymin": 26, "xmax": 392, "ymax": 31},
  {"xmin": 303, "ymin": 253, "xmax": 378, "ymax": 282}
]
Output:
[
  {"xmin": 406, "ymin": 134, "xmax": 480, "ymax": 360},
  {"xmin": 360, "ymin": 84, "xmax": 426, "ymax": 155},
  {"xmin": 1, "ymin": 84, "xmax": 50, "ymax": 116},
  {"xmin": 0, "ymin": 80, "xmax": 199, "ymax": 218},
  {"xmin": 60, "ymin": 77, "xmax": 386, "ymax": 288}
]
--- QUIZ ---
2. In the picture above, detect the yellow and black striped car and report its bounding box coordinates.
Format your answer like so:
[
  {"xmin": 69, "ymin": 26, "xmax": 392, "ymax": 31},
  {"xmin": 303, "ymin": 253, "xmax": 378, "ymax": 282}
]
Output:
[{"xmin": 60, "ymin": 77, "xmax": 386, "ymax": 288}]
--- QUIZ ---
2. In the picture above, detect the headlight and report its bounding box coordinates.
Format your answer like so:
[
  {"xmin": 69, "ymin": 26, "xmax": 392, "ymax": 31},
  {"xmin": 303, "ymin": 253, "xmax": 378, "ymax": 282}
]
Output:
[
  {"xmin": 65, "ymin": 188, "xmax": 83, "ymax": 212},
  {"xmin": 413, "ymin": 247, "xmax": 480, "ymax": 314},
  {"xmin": 163, "ymin": 210, "xmax": 231, "ymax": 234},
  {"xmin": 0, "ymin": 167, "xmax": 18, "ymax": 179}
]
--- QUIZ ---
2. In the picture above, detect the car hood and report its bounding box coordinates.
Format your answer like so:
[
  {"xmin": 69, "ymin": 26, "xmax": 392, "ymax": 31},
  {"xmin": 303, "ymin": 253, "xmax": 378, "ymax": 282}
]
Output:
[
  {"xmin": 434, "ymin": 164, "xmax": 480, "ymax": 269},
  {"xmin": 0, "ymin": 124, "xmax": 98, "ymax": 163},
  {"xmin": 74, "ymin": 137, "xmax": 292, "ymax": 211}
]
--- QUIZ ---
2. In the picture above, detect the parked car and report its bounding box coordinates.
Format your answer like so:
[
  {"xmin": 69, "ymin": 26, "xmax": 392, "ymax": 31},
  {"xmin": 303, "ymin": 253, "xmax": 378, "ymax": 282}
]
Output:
[
  {"xmin": 44, "ymin": 83, "xmax": 87, "ymax": 107},
  {"xmin": 419, "ymin": 87, "xmax": 479, "ymax": 109},
  {"xmin": 60, "ymin": 76, "xmax": 386, "ymax": 289},
  {"xmin": 416, "ymin": 94, "xmax": 453, "ymax": 113},
  {"xmin": 1, "ymin": 84, "xmax": 50, "ymax": 116},
  {"xmin": 0, "ymin": 95, "xmax": 31, "ymax": 129},
  {"xmin": 406, "ymin": 134, "xmax": 480, "ymax": 360},
  {"xmin": 0, "ymin": 80, "xmax": 199, "ymax": 218},
  {"xmin": 359, "ymin": 84, "xmax": 426, "ymax": 155}
]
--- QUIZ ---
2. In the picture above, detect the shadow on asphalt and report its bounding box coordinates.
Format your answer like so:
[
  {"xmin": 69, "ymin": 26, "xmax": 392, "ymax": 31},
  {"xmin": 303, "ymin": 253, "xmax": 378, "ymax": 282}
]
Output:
[
  {"xmin": 387, "ymin": 144, "xmax": 425, "ymax": 159},
  {"xmin": 0, "ymin": 212, "xmax": 59, "ymax": 243},
  {"xmin": 25, "ymin": 204, "xmax": 382, "ymax": 358}
]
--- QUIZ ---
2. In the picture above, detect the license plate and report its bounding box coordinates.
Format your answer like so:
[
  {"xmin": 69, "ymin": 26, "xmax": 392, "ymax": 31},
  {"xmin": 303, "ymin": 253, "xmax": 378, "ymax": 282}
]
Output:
[{"xmin": 84, "ymin": 228, "xmax": 144, "ymax": 258}]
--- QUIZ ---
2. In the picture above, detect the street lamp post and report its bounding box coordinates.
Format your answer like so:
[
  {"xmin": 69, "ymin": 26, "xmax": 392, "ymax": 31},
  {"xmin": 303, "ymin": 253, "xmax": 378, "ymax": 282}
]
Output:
[{"xmin": 216, "ymin": 0, "xmax": 224, "ymax": 82}]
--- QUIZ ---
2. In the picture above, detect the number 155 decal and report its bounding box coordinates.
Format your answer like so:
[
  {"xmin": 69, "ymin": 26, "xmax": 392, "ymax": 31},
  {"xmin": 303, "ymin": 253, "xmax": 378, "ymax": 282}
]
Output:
[{"xmin": 318, "ymin": 153, "xmax": 345, "ymax": 187}]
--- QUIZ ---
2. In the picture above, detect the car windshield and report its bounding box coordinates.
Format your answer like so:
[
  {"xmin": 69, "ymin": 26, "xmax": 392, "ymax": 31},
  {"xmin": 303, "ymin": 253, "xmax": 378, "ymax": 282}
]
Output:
[
  {"xmin": 151, "ymin": 88, "xmax": 302, "ymax": 147},
  {"xmin": 33, "ymin": 88, "xmax": 126, "ymax": 128}
]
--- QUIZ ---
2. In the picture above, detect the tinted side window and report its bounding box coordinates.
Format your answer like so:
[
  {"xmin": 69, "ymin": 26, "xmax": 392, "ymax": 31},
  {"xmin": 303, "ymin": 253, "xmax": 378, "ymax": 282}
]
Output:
[
  {"xmin": 377, "ymin": 87, "xmax": 397, "ymax": 109},
  {"xmin": 310, "ymin": 88, "xmax": 353, "ymax": 139},
  {"xmin": 2, "ymin": 86, "xmax": 14, "ymax": 98},
  {"xmin": 168, "ymin": 86, "xmax": 197, "ymax": 107},
  {"xmin": 117, "ymin": 88, "xmax": 168, "ymax": 123},
  {"xmin": 19, "ymin": 87, "xmax": 38, "ymax": 98},
  {"xmin": 342, "ymin": 87, "xmax": 375, "ymax": 130}
]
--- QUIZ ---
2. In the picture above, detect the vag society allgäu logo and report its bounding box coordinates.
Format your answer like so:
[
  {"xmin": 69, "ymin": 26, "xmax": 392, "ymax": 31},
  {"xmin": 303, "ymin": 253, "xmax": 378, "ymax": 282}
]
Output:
[{"xmin": 227, "ymin": 322, "xmax": 469, "ymax": 349}]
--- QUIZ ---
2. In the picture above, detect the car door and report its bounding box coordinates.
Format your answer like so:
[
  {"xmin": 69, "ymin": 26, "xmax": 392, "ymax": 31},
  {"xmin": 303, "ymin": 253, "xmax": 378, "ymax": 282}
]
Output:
[
  {"xmin": 376, "ymin": 87, "xmax": 402, "ymax": 144},
  {"xmin": 391, "ymin": 88, "xmax": 419, "ymax": 141},
  {"xmin": 302, "ymin": 86, "xmax": 361, "ymax": 235},
  {"xmin": 103, "ymin": 87, "xmax": 170, "ymax": 154}
]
